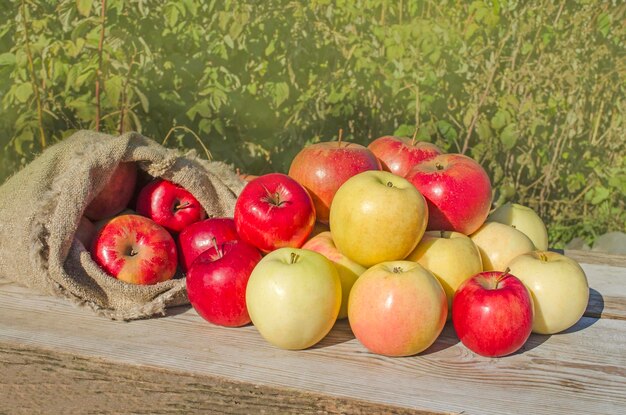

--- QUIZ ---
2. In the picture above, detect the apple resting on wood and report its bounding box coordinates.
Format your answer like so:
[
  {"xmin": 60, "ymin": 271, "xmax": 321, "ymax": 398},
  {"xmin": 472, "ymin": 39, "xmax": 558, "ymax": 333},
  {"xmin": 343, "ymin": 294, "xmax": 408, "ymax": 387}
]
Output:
[
  {"xmin": 348, "ymin": 261, "xmax": 447, "ymax": 357},
  {"xmin": 187, "ymin": 239, "xmax": 262, "ymax": 327},
  {"xmin": 452, "ymin": 270, "xmax": 534, "ymax": 357}
]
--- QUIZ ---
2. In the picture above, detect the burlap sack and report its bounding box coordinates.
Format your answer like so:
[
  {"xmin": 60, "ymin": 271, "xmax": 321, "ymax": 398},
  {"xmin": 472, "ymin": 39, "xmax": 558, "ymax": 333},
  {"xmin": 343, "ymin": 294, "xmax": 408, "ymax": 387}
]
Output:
[{"xmin": 0, "ymin": 130, "xmax": 245, "ymax": 320}]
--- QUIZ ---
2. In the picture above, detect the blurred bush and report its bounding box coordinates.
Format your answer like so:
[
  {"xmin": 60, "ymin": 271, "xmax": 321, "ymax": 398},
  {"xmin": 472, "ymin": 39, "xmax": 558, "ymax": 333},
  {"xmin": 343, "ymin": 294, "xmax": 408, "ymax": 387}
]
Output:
[{"xmin": 0, "ymin": 0, "xmax": 624, "ymax": 247}]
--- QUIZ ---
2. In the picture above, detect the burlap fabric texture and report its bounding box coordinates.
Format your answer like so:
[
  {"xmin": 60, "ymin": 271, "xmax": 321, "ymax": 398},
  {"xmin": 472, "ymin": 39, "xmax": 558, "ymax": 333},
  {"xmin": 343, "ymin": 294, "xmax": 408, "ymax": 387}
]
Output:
[{"xmin": 0, "ymin": 130, "xmax": 245, "ymax": 320}]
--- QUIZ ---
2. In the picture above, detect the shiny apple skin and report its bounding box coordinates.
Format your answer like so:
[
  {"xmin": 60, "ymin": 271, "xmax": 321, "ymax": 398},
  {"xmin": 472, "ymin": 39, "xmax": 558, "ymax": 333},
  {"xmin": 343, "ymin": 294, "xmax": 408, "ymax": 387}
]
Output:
[
  {"xmin": 187, "ymin": 240, "xmax": 262, "ymax": 327},
  {"xmin": 91, "ymin": 214, "xmax": 177, "ymax": 285},
  {"xmin": 85, "ymin": 162, "xmax": 138, "ymax": 220},
  {"xmin": 406, "ymin": 154, "xmax": 492, "ymax": 235},
  {"xmin": 329, "ymin": 170, "xmax": 428, "ymax": 267},
  {"xmin": 136, "ymin": 179, "xmax": 206, "ymax": 233},
  {"xmin": 178, "ymin": 218, "xmax": 239, "ymax": 272},
  {"xmin": 288, "ymin": 141, "xmax": 380, "ymax": 223},
  {"xmin": 348, "ymin": 261, "xmax": 447, "ymax": 357},
  {"xmin": 302, "ymin": 231, "xmax": 366, "ymax": 319},
  {"xmin": 508, "ymin": 251, "xmax": 589, "ymax": 334},
  {"xmin": 234, "ymin": 173, "xmax": 316, "ymax": 253},
  {"xmin": 368, "ymin": 136, "xmax": 442, "ymax": 178},
  {"xmin": 452, "ymin": 271, "xmax": 534, "ymax": 357}
]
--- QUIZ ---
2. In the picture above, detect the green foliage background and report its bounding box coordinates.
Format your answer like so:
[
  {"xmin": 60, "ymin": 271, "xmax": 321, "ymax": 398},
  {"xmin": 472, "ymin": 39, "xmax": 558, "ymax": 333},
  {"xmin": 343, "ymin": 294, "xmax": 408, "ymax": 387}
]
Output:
[{"xmin": 1, "ymin": 0, "xmax": 624, "ymax": 248}]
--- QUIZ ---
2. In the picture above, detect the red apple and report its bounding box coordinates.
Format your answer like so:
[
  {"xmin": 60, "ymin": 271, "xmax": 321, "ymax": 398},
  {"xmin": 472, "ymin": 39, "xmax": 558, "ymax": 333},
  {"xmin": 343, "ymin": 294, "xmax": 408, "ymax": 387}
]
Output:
[
  {"xmin": 368, "ymin": 136, "xmax": 442, "ymax": 177},
  {"xmin": 136, "ymin": 179, "xmax": 206, "ymax": 233},
  {"xmin": 234, "ymin": 173, "xmax": 316, "ymax": 253},
  {"xmin": 406, "ymin": 154, "xmax": 492, "ymax": 235},
  {"xmin": 178, "ymin": 218, "xmax": 239, "ymax": 273},
  {"xmin": 91, "ymin": 214, "xmax": 177, "ymax": 285},
  {"xmin": 85, "ymin": 162, "xmax": 137, "ymax": 220},
  {"xmin": 187, "ymin": 240, "xmax": 262, "ymax": 327},
  {"xmin": 452, "ymin": 270, "xmax": 534, "ymax": 357},
  {"xmin": 288, "ymin": 140, "xmax": 380, "ymax": 223}
]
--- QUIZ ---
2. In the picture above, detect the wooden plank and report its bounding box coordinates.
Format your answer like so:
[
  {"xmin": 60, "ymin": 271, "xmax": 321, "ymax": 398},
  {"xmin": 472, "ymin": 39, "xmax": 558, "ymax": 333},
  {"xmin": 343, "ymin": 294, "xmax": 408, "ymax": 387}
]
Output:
[
  {"xmin": 581, "ymin": 262, "xmax": 626, "ymax": 320},
  {"xmin": 0, "ymin": 343, "xmax": 429, "ymax": 415},
  {"xmin": 564, "ymin": 249, "xmax": 626, "ymax": 268},
  {"xmin": 1, "ymin": 276, "xmax": 625, "ymax": 415}
]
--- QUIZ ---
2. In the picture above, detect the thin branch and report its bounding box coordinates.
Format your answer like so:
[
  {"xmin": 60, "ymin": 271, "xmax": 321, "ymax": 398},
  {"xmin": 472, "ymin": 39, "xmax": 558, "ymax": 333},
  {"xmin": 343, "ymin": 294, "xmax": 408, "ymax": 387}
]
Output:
[
  {"xmin": 162, "ymin": 126, "xmax": 213, "ymax": 161},
  {"xmin": 19, "ymin": 0, "xmax": 46, "ymax": 149},
  {"xmin": 95, "ymin": 0, "xmax": 107, "ymax": 131}
]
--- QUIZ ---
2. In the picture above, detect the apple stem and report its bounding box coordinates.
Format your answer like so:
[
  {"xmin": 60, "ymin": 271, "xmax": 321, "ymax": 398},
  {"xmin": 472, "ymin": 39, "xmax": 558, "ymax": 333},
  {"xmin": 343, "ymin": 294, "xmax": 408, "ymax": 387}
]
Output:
[
  {"xmin": 212, "ymin": 237, "xmax": 223, "ymax": 259},
  {"xmin": 495, "ymin": 267, "xmax": 511, "ymax": 289},
  {"xmin": 290, "ymin": 252, "xmax": 300, "ymax": 264},
  {"xmin": 411, "ymin": 128, "xmax": 418, "ymax": 146},
  {"xmin": 338, "ymin": 128, "xmax": 343, "ymax": 147},
  {"xmin": 175, "ymin": 201, "xmax": 191, "ymax": 210},
  {"xmin": 435, "ymin": 162, "xmax": 444, "ymax": 171},
  {"xmin": 539, "ymin": 252, "xmax": 548, "ymax": 262},
  {"xmin": 129, "ymin": 248, "xmax": 138, "ymax": 257}
]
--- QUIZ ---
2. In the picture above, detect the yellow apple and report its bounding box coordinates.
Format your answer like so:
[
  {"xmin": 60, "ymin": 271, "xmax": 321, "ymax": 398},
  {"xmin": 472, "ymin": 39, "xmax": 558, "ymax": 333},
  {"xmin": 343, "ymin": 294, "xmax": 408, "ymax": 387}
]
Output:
[
  {"xmin": 470, "ymin": 222, "xmax": 535, "ymax": 271},
  {"xmin": 508, "ymin": 251, "xmax": 589, "ymax": 334},
  {"xmin": 488, "ymin": 203, "xmax": 549, "ymax": 250},
  {"xmin": 348, "ymin": 261, "xmax": 447, "ymax": 356},
  {"xmin": 406, "ymin": 231, "xmax": 482, "ymax": 316},
  {"xmin": 245, "ymin": 248, "xmax": 341, "ymax": 350},
  {"xmin": 302, "ymin": 231, "xmax": 366, "ymax": 319},
  {"xmin": 329, "ymin": 170, "xmax": 428, "ymax": 267}
]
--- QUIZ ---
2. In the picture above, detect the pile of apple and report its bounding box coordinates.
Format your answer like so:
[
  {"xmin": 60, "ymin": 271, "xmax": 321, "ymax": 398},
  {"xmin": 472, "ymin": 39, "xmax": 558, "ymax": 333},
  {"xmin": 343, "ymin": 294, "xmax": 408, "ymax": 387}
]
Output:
[{"xmin": 82, "ymin": 135, "xmax": 590, "ymax": 359}]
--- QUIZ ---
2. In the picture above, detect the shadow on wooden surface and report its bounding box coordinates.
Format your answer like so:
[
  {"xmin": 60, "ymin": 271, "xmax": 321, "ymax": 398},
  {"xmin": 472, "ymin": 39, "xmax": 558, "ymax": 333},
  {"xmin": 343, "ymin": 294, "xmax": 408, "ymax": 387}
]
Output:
[{"xmin": 583, "ymin": 287, "xmax": 605, "ymax": 320}]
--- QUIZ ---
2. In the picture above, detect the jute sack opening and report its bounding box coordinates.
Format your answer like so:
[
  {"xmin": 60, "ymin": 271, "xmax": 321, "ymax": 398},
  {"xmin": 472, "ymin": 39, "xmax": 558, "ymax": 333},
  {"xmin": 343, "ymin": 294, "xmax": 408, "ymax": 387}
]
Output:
[{"xmin": 0, "ymin": 130, "xmax": 245, "ymax": 320}]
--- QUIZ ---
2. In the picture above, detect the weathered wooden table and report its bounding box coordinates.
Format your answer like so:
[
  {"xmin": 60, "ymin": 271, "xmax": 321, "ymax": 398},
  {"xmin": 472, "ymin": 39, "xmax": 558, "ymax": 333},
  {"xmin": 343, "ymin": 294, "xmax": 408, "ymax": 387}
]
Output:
[{"xmin": 1, "ymin": 250, "xmax": 625, "ymax": 414}]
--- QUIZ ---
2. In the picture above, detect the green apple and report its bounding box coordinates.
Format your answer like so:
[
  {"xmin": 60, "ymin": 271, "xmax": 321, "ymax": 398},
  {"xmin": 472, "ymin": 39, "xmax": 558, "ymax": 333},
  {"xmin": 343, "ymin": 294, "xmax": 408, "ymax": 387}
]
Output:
[
  {"xmin": 488, "ymin": 203, "xmax": 549, "ymax": 250},
  {"xmin": 348, "ymin": 261, "xmax": 447, "ymax": 356},
  {"xmin": 406, "ymin": 231, "xmax": 482, "ymax": 317},
  {"xmin": 302, "ymin": 231, "xmax": 367, "ymax": 319},
  {"xmin": 246, "ymin": 248, "xmax": 341, "ymax": 350},
  {"xmin": 507, "ymin": 251, "xmax": 589, "ymax": 334},
  {"xmin": 329, "ymin": 170, "xmax": 428, "ymax": 267},
  {"xmin": 470, "ymin": 222, "xmax": 535, "ymax": 271}
]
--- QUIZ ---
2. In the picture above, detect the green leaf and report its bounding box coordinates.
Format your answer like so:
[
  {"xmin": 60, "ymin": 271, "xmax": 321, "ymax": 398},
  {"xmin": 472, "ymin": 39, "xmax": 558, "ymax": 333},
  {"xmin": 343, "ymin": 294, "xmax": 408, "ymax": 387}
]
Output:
[
  {"xmin": 500, "ymin": 124, "xmax": 519, "ymax": 150},
  {"xmin": 105, "ymin": 75, "xmax": 123, "ymax": 107},
  {"xmin": 590, "ymin": 186, "xmax": 610, "ymax": 205},
  {"xmin": 272, "ymin": 82, "xmax": 289, "ymax": 108},
  {"xmin": 224, "ymin": 34, "xmax": 234, "ymax": 49},
  {"xmin": 597, "ymin": 13, "xmax": 610, "ymax": 37},
  {"xmin": 0, "ymin": 53, "xmax": 16, "ymax": 66},
  {"xmin": 14, "ymin": 129, "xmax": 34, "ymax": 156},
  {"xmin": 76, "ymin": 0, "xmax": 93, "ymax": 17},
  {"xmin": 490, "ymin": 109, "xmax": 509, "ymax": 130},
  {"xmin": 134, "ymin": 86, "xmax": 149, "ymax": 113},
  {"xmin": 393, "ymin": 124, "xmax": 415, "ymax": 137},
  {"xmin": 15, "ymin": 82, "xmax": 33, "ymax": 103}
]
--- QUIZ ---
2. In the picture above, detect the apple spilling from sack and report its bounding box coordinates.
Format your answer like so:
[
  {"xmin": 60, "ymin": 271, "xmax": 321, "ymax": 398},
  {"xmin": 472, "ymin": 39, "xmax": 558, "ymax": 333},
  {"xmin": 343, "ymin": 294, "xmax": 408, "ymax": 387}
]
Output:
[{"xmin": 81, "ymin": 135, "xmax": 589, "ymax": 358}]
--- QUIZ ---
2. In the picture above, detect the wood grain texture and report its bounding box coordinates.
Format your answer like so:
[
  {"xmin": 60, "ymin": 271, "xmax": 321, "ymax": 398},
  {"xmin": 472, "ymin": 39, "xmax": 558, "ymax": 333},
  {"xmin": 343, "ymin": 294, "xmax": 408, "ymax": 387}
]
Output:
[
  {"xmin": 581, "ymin": 262, "xmax": 626, "ymax": 320},
  {"xmin": 564, "ymin": 249, "xmax": 626, "ymax": 268},
  {"xmin": 1, "ymin": 262, "xmax": 626, "ymax": 415},
  {"xmin": 0, "ymin": 344, "xmax": 431, "ymax": 415}
]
